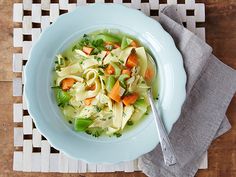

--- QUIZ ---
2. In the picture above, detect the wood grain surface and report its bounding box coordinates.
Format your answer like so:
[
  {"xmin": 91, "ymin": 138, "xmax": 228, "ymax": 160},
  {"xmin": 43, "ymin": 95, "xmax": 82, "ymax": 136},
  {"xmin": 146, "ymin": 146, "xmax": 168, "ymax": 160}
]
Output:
[{"xmin": 0, "ymin": 0, "xmax": 235, "ymax": 176}]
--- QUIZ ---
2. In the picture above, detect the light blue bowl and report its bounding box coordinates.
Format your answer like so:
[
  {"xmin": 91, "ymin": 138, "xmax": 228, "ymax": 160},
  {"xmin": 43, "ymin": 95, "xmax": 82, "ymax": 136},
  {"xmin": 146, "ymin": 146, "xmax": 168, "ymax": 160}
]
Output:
[{"xmin": 25, "ymin": 3, "xmax": 186, "ymax": 163}]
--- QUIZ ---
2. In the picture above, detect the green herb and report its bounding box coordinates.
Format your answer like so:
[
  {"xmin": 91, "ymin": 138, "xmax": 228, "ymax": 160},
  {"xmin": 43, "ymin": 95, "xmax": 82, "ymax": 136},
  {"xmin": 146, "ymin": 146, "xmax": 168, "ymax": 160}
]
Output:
[
  {"xmin": 85, "ymin": 127, "xmax": 104, "ymax": 137},
  {"xmin": 145, "ymin": 112, "xmax": 148, "ymax": 115},
  {"xmin": 90, "ymin": 38, "xmax": 105, "ymax": 55},
  {"xmin": 110, "ymin": 53, "xmax": 114, "ymax": 57},
  {"xmin": 113, "ymin": 132, "xmax": 122, "ymax": 138},
  {"xmin": 98, "ymin": 70, "xmax": 104, "ymax": 76},
  {"xmin": 79, "ymin": 34, "xmax": 90, "ymax": 47},
  {"xmin": 118, "ymin": 59, "xmax": 124, "ymax": 64},
  {"xmin": 127, "ymin": 120, "xmax": 134, "ymax": 126},
  {"xmin": 98, "ymin": 64, "xmax": 108, "ymax": 69},
  {"xmin": 55, "ymin": 65, "xmax": 61, "ymax": 71},
  {"xmin": 74, "ymin": 118, "xmax": 93, "ymax": 131},
  {"xmin": 92, "ymin": 38, "xmax": 104, "ymax": 48},
  {"xmin": 108, "ymin": 116, "xmax": 112, "ymax": 119},
  {"xmin": 96, "ymin": 57, "xmax": 102, "ymax": 62},
  {"xmin": 72, "ymin": 45, "xmax": 77, "ymax": 51},
  {"xmin": 80, "ymin": 61, "xmax": 83, "ymax": 64},
  {"xmin": 94, "ymin": 105, "xmax": 101, "ymax": 112}
]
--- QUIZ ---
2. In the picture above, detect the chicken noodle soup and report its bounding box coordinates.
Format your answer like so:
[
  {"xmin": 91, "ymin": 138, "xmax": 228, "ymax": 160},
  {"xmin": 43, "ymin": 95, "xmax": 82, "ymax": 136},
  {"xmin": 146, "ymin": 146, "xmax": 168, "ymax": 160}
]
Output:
[{"xmin": 52, "ymin": 30, "xmax": 158, "ymax": 137}]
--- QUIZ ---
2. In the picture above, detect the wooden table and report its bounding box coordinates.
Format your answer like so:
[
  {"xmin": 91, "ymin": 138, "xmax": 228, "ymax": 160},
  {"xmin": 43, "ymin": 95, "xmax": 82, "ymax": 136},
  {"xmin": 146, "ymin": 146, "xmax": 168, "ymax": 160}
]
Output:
[{"xmin": 0, "ymin": 0, "xmax": 235, "ymax": 176}]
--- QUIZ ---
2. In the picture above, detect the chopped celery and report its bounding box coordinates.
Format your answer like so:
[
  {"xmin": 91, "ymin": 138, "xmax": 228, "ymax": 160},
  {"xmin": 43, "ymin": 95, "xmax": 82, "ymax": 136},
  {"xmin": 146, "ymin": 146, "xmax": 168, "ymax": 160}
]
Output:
[
  {"xmin": 106, "ymin": 75, "xmax": 116, "ymax": 92},
  {"xmin": 110, "ymin": 62, "xmax": 121, "ymax": 76},
  {"xmin": 118, "ymin": 74, "xmax": 129, "ymax": 88},
  {"xmin": 134, "ymin": 99, "xmax": 148, "ymax": 112},
  {"xmin": 56, "ymin": 88, "xmax": 71, "ymax": 107},
  {"xmin": 121, "ymin": 36, "xmax": 133, "ymax": 50},
  {"xmin": 95, "ymin": 33, "xmax": 121, "ymax": 43},
  {"xmin": 85, "ymin": 127, "xmax": 104, "ymax": 137},
  {"xmin": 74, "ymin": 118, "xmax": 93, "ymax": 131}
]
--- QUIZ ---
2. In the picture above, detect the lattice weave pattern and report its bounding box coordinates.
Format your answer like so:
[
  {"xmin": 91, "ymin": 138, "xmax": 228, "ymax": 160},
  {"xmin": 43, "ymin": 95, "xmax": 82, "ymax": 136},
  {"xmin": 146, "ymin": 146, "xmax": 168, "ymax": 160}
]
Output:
[{"xmin": 12, "ymin": 0, "xmax": 207, "ymax": 172}]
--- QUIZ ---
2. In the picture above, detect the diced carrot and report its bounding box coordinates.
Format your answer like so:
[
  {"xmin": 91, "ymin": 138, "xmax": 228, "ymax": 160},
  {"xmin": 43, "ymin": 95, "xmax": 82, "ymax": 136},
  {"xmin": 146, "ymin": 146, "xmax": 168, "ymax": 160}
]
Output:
[
  {"xmin": 145, "ymin": 67, "xmax": 154, "ymax": 81},
  {"xmin": 82, "ymin": 46, "xmax": 93, "ymax": 55},
  {"xmin": 108, "ymin": 80, "xmax": 121, "ymax": 102},
  {"xmin": 61, "ymin": 78, "xmax": 76, "ymax": 91},
  {"xmin": 113, "ymin": 43, "xmax": 120, "ymax": 48},
  {"xmin": 122, "ymin": 93, "xmax": 139, "ymax": 106},
  {"xmin": 122, "ymin": 69, "xmax": 131, "ymax": 77},
  {"xmin": 105, "ymin": 50, "xmax": 111, "ymax": 56},
  {"xmin": 105, "ymin": 64, "xmax": 115, "ymax": 74},
  {"xmin": 84, "ymin": 97, "xmax": 95, "ymax": 106},
  {"xmin": 130, "ymin": 41, "xmax": 139, "ymax": 48},
  {"xmin": 126, "ymin": 51, "xmax": 138, "ymax": 68},
  {"xmin": 86, "ymin": 84, "xmax": 96, "ymax": 91}
]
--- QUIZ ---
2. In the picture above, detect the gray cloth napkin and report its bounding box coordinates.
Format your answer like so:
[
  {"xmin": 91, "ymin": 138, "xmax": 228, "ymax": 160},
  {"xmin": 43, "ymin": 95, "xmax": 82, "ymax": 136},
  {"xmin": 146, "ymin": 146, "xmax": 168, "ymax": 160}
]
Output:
[{"xmin": 138, "ymin": 6, "xmax": 236, "ymax": 177}]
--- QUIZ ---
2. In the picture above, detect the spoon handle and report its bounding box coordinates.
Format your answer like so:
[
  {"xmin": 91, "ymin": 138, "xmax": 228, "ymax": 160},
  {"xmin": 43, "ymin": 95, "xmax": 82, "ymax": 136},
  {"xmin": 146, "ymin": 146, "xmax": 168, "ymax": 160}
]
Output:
[{"xmin": 147, "ymin": 89, "xmax": 177, "ymax": 166}]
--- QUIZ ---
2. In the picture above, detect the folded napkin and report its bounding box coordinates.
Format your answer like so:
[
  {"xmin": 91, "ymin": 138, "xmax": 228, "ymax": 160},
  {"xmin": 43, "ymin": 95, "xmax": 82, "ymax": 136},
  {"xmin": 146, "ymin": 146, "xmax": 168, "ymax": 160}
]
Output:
[{"xmin": 138, "ymin": 5, "xmax": 236, "ymax": 177}]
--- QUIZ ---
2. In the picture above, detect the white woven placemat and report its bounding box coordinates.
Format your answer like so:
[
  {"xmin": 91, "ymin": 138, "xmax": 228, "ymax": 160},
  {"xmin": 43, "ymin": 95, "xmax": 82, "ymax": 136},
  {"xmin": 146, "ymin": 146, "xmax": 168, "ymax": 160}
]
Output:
[{"xmin": 12, "ymin": 0, "xmax": 207, "ymax": 173}]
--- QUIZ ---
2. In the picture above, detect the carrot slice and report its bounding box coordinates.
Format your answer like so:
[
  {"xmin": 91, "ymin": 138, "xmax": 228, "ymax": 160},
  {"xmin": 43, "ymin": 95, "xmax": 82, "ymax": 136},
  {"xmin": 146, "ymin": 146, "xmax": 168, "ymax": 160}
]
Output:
[
  {"xmin": 84, "ymin": 97, "xmax": 95, "ymax": 106},
  {"xmin": 82, "ymin": 46, "xmax": 93, "ymax": 55},
  {"xmin": 122, "ymin": 93, "xmax": 139, "ymax": 106},
  {"xmin": 108, "ymin": 80, "xmax": 121, "ymax": 102},
  {"xmin": 86, "ymin": 84, "xmax": 96, "ymax": 91},
  {"xmin": 126, "ymin": 51, "xmax": 138, "ymax": 68},
  {"xmin": 61, "ymin": 78, "xmax": 76, "ymax": 91},
  {"xmin": 105, "ymin": 50, "xmax": 111, "ymax": 56},
  {"xmin": 105, "ymin": 64, "xmax": 115, "ymax": 74},
  {"xmin": 113, "ymin": 43, "xmax": 120, "ymax": 49},
  {"xmin": 121, "ymin": 69, "xmax": 131, "ymax": 77},
  {"xmin": 130, "ymin": 41, "xmax": 139, "ymax": 48},
  {"xmin": 145, "ymin": 67, "xmax": 154, "ymax": 81}
]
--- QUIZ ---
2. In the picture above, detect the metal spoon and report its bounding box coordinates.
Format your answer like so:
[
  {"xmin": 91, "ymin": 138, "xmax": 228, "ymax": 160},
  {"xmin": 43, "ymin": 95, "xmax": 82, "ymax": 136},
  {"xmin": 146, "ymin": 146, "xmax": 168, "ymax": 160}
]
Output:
[{"xmin": 146, "ymin": 54, "xmax": 177, "ymax": 166}]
